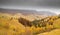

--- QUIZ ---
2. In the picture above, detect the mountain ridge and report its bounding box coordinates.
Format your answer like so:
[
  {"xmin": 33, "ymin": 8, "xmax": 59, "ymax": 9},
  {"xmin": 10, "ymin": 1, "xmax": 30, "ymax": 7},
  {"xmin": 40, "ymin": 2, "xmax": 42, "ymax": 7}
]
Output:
[{"xmin": 0, "ymin": 8, "xmax": 56, "ymax": 16}]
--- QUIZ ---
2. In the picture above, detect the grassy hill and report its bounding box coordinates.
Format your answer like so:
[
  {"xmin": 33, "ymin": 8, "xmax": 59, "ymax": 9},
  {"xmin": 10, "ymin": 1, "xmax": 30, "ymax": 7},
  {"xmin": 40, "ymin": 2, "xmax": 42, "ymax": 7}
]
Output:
[
  {"xmin": 0, "ymin": 13, "xmax": 26, "ymax": 35},
  {"xmin": 0, "ymin": 13, "xmax": 60, "ymax": 35},
  {"xmin": 38, "ymin": 29, "xmax": 60, "ymax": 35}
]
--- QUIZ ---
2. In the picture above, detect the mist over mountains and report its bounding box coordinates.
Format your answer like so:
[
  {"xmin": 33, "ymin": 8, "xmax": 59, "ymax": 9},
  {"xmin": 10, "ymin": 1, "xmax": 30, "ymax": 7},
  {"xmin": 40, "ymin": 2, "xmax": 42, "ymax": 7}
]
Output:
[{"xmin": 0, "ymin": 8, "xmax": 56, "ymax": 16}]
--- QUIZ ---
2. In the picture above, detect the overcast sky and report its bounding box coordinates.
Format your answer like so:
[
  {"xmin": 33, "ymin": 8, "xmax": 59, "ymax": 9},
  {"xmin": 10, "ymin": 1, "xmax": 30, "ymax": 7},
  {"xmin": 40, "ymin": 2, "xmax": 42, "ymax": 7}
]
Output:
[{"xmin": 0, "ymin": 0, "xmax": 60, "ymax": 14}]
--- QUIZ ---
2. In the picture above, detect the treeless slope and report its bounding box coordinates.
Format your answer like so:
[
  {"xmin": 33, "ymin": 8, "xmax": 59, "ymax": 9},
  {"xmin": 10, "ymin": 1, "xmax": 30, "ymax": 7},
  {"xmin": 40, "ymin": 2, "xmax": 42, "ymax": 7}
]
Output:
[
  {"xmin": 0, "ymin": 13, "xmax": 25, "ymax": 35},
  {"xmin": 53, "ymin": 18, "xmax": 60, "ymax": 28},
  {"xmin": 38, "ymin": 29, "xmax": 60, "ymax": 35}
]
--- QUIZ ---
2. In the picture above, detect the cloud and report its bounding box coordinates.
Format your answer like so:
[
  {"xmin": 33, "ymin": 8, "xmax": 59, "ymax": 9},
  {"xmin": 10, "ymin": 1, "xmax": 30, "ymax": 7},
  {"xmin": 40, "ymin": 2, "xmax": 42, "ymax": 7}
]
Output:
[
  {"xmin": 0, "ymin": 0, "xmax": 60, "ymax": 7},
  {"xmin": 36, "ymin": 8, "xmax": 60, "ymax": 15},
  {"xmin": 0, "ymin": 0, "xmax": 60, "ymax": 15},
  {"xmin": 0, "ymin": 5, "xmax": 60, "ymax": 15}
]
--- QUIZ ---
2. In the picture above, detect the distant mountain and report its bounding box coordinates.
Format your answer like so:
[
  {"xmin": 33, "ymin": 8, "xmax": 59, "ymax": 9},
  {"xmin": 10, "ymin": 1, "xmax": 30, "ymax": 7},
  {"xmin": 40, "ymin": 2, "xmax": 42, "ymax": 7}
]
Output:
[
  {"xmin": 37, "ymin": 11, "xmax": 56, "ymax": 16},
  {"xmin": 0, "ymin": 8, "xmax": 56, "ymax": 16}
]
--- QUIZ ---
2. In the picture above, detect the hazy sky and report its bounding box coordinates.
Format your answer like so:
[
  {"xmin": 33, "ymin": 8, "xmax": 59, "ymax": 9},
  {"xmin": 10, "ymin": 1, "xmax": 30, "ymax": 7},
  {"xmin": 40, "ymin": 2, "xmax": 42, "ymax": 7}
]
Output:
[{"xmin": 0, "ymin": 0, "xmax": 60, "ymax": 14}]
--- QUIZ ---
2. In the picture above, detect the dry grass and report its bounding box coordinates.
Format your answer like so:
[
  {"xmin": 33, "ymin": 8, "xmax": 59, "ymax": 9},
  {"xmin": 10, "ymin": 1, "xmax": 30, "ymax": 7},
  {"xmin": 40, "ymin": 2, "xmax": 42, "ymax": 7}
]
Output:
[
  {"xmin": 0, "ymin": 13, "xmax": 60, "ymax": 35},
  {"xmin": 38, "ymin": 29, "xmax": 60, "ymax": 35}
]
